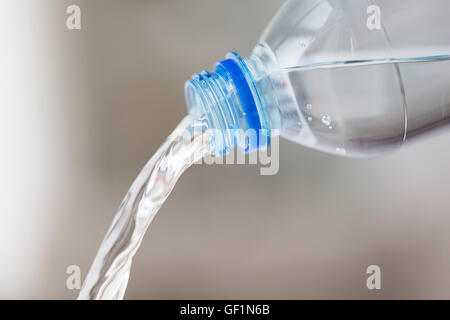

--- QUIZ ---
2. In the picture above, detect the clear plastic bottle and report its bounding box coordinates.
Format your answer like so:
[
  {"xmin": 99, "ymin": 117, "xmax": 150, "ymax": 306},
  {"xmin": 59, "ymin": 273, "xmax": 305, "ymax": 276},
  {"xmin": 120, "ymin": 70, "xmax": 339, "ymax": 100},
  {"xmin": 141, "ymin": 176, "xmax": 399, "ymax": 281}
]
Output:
[{"xmin": 184, "ymin": 0, "xmax": 450, "ymax": 157}]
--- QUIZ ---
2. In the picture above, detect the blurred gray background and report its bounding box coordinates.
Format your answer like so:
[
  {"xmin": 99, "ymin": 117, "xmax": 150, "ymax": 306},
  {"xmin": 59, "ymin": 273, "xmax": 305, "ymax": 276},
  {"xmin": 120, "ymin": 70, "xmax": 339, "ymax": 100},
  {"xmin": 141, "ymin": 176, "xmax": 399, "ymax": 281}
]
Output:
[{"xmin": 1, "ymin": 0, "xmax": 450, "ymax": 299}]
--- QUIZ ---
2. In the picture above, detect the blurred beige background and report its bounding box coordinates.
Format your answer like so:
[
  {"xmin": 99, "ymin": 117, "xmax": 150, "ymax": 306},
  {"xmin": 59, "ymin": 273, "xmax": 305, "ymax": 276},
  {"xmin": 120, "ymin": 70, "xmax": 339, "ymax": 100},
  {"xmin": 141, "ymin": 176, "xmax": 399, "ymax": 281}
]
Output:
[{"xmin": 1, "ymin": 0, "xmax": 450, "ymax": 299}]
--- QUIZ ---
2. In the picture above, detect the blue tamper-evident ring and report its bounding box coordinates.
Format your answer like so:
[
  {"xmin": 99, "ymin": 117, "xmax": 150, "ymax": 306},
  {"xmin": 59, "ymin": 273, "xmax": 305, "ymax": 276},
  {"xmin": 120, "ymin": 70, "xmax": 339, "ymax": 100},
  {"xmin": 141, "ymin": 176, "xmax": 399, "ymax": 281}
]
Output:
[{"xmin": 217, "ymin": 58, "xmax": 262, "ymax": 151}]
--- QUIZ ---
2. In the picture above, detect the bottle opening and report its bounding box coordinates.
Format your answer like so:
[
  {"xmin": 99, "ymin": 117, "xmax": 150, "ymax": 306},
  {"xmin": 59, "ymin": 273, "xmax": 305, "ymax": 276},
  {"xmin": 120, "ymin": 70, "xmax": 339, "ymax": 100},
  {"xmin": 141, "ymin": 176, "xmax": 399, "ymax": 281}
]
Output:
[{"xmin": 185, "ymin": 52, "xmax": 270, "ymax": 155}]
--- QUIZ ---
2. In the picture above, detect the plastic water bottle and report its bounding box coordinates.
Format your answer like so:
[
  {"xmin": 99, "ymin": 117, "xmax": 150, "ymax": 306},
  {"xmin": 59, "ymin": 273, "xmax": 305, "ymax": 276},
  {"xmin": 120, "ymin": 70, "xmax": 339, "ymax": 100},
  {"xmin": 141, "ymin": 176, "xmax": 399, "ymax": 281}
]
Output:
[{"xmin": 184, "ymin": 0, "xmax": 450, "ymax": 157}]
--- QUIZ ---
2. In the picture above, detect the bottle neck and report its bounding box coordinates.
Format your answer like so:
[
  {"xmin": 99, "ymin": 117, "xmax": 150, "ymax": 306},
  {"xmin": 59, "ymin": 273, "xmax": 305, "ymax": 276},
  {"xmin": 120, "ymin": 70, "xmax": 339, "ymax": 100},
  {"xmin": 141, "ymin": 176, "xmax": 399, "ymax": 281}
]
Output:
[{"xmin": 184, "ymin": 52, "xmax": 271, "ymax": 155}]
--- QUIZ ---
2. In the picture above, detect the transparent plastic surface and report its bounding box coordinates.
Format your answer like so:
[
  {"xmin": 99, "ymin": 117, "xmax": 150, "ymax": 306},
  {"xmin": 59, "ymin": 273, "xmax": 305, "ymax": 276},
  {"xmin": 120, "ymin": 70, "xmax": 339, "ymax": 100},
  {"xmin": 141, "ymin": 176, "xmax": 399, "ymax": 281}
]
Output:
[{"xmin": 250, "ymin": 0, "xmax": 450, "ymax": 156}]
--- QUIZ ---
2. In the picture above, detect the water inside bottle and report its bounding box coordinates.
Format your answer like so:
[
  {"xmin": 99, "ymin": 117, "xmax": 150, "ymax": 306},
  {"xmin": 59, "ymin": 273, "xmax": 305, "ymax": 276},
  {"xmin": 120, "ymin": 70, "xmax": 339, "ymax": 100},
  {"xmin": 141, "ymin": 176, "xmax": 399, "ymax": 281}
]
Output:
[
  {"xmin": 78, "ymin": 116, "xmax": 208, "ymax": 299},
  {"xmin": 282, "ymin": 55, "xmax": 450, "ymax": 156}
]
